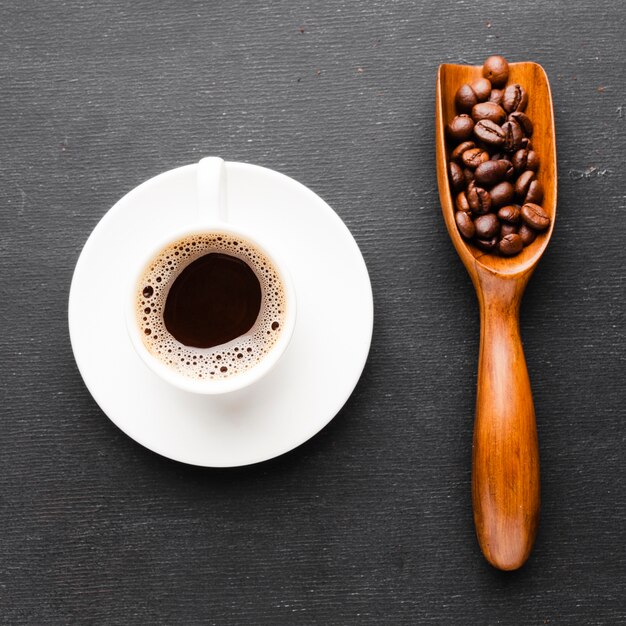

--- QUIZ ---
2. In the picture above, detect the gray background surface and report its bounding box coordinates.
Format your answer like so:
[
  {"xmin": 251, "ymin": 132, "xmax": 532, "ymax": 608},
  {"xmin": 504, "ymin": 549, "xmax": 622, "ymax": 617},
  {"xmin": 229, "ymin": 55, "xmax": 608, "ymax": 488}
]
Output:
[{"xmin": 1, "ymin": 0, "xmax": 625, "ymax": 624}]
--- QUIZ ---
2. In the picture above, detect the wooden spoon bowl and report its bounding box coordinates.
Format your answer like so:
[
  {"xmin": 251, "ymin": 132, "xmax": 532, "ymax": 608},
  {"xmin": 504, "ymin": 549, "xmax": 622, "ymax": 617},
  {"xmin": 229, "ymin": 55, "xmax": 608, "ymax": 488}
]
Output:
[{"xmin": 436, "ymin": 62, "xmax": 557, "ymax": 570}]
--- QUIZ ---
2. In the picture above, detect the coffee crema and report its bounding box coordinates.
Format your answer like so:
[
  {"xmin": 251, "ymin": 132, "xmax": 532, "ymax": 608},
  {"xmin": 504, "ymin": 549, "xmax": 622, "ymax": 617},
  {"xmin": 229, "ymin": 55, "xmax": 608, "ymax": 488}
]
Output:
[{"xmin": 136, "ymin": 233, "xmax": 286, "ymax": 381}]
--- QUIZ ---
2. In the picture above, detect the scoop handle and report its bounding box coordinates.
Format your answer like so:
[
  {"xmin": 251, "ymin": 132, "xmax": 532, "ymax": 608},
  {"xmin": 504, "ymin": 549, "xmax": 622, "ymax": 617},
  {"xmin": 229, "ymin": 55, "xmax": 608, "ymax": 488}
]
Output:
[{"xmin": 472, "ymin": 269, "xmax": 540, "ymax": 570}]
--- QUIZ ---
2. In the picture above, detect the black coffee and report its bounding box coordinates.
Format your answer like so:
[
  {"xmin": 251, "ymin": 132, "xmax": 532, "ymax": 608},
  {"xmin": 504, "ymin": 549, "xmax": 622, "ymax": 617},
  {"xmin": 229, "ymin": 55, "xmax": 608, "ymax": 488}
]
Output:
[
  {"xmin": 136, "ymin": 233, "xmax": 286, "ymax": 381},
  {"xmin": 163, "ymin": 253, "xmax": 262, "ymax": 349}
]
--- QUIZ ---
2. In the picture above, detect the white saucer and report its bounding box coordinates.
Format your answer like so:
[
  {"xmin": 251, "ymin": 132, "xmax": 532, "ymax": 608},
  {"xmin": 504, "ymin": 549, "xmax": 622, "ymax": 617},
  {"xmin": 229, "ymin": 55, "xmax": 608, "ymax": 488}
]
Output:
[{"xmin": 68, "ymin": 161, "xmax": 373, "ymax": 467}]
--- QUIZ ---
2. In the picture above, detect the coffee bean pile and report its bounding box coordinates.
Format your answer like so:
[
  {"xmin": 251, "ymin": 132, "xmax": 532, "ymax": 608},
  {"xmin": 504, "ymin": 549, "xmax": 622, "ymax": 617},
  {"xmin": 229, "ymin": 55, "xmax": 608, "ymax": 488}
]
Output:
[{"xmin": 446, "ymin": 55, "xmax": 551, "ymax": 256}]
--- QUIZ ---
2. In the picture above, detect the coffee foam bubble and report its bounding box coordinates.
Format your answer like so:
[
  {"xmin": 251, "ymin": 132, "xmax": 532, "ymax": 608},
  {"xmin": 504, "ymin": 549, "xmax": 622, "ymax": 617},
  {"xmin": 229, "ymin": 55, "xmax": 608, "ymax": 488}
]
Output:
[{"xmin": 136, "ymin": 233, "xmax": 287, "ymax": 381}]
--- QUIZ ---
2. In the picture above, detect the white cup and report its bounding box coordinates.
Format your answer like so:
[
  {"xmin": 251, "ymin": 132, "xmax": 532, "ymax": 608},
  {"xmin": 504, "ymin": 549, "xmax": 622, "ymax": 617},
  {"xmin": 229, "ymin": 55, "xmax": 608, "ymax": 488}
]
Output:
[{"xmin": 125, "ymin": 157, "xmax": 296, "ymax": 395}]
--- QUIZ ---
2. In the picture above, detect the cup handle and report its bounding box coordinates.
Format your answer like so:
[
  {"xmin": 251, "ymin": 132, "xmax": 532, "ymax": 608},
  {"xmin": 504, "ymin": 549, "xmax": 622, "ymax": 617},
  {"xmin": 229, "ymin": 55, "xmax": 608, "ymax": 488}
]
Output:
[{"xmin": 197, "ymin": 157, "xmax": 227, "ymax": 223}]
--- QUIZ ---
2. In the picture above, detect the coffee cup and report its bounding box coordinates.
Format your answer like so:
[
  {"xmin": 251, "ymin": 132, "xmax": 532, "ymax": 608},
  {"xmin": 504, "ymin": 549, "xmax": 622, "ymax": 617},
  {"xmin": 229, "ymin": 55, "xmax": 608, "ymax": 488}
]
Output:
[{"xmin": 125, "ymin": 157, "xmax": 296, "ymax": 394}]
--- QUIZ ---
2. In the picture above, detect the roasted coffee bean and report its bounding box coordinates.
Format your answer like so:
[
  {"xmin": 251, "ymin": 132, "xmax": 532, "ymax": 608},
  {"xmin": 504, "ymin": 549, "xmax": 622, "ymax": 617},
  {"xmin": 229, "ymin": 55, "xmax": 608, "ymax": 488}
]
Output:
[
  {"xmin": 455, "ymin": 84, "xmax": 478, "ymax": 112},
  {"xmin": 472, "ymin": 101, "xmax": 506, "ymax": 124},
  {"xmin": 456, "ymin": 191, "xmax": 471, "ymax": 212},
  {"xmin": 488, "ymin": 89, "xmax": 504, "ymax": 105},
  {"xmin": 455, "ymin": 78, "xmax": 492, "ymax": 112},
  {"xmin": 515, "ymin": 170, "xmax": 535, "ymax": 198},
  {"xmin": 525, "ymin": 179, "xmax": 544, "ymax": 204},
  {"xmin": 512, "ymin": 148, "xmax": 529, "ymax": 174},
  {"xmin": 521, "ymin": 203, "xmax": 550, "ymax": 231},
  {"xmin": 462, "ymin": 147, "xmax": 489, "ymax": 169},
  {"xmin": 475, "ymin": 159, "xmax": 509, "ymax": 186},
  {"xmin": 497, "ymin": 204, "xmax": 521, "ymax": 224},
  {"xmin": 526, "ymin": 150, "xmax": 539, "ymax": 171},
  {"xmin": 455, "ymin": 211, "xmax": 475, "ymax": 239},
  {"xmin": 489, "ymin": 181, "xmax": 514, "ymax": 208},
  {"xmin": 502, "ymin": 120, "xmax": 524, "ymax": 152},
  {"xmin": 500, "ymin": 159, "xmax": 515, "ymax": 179},
  {"xmin": 482, "ymin": 55, "xmax": 509, "ymax": 87},
  {"xmin": 502, "ymin": 84, "xmax": 528, "ymax": 113},
  {"xmin": 509, "ymin": 111, "xmax": 533, "ymax": 136},
  {"xmin": 451, "ymin": 141, "xmax": 475, "ymax": 161},
  {"xmin": 463, "ymin": 167, "xmax": 475, "ymax": 185},
  {"xmin": 489, "ymin": 155, "xmax": 514, "ymax": 177},
  {"xmin": 518, "ymin": 223, "xmax": 537, "ymax": 245},
  {"xmin": 500, "ymin": 222, "xmax": 518, "ymax": 237},
  {"xmin": 512, "ymin": 148, "xmax": 539, "ymax": 174},
  {"xmin": 474, "ymin": 213, "xmax": 500, "ymax": 238},
  {"xmin": 473, "ymin": 160, "xmax": 500, "ymax": 186},
  {"xmin": 449, "ymin": 161, "xmax": 465, "ymax": 191},
  {"xmin": 475, "ymin": 236, "xmax": 498, "ymax": 251},
  {"xmin": 471, "ymin": 77, "xmax": 492, "ymax": 101},
  {"xmin": 447, "ymin": 114, "xmax": 475, "ymax": 142},
  {"xmin": 467, "ymin": 185, "xmax": 492, "ymax": 214},
  {"xmin": 498, "ymin": 233, "xmax": 523, "ymax": 256},
  {"xmin": 474, "ymin": 119, "xmax": 505, "ymax": 146}
]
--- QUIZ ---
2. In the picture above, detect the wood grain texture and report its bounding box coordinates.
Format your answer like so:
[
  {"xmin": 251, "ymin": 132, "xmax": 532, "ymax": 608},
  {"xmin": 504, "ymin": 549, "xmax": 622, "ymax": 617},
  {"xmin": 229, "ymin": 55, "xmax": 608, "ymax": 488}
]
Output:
[
  {"xmin": 436, "ymin": 62, "xmax": 557, "ymax": 570},
  {"xmin": 1, "ymin": 0, "xmax": 625, "ymax": 624}
]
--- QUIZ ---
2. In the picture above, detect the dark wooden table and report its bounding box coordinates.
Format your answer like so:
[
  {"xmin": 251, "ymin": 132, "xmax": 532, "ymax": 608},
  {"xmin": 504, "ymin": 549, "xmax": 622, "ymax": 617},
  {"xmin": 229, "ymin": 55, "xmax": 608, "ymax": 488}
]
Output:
[{"xmin": 2, "ymin": 1, "xmax": 625, "ymax": 623}]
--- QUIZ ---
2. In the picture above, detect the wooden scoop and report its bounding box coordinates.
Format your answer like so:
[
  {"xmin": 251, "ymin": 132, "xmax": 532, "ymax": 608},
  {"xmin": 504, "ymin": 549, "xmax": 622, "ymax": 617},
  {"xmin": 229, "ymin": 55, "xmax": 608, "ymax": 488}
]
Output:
[{"xmin": 435, "ymin": 62, "xmax": 557, "ymax": 570}]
